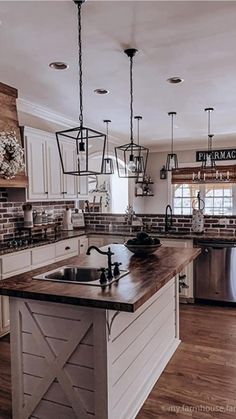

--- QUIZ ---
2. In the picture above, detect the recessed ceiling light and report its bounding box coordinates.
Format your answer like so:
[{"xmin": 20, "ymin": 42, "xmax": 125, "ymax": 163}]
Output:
[
  {"xmin": 94, "ymin": 88, "xmax": 109, "ymax": 95},
  {"xmin": 167, "ymin": 77, "xmax": 184, "ymax": 84},
  {"xmin": 49, "ymin": 62, "xmax": 69, "ymax": 70}
]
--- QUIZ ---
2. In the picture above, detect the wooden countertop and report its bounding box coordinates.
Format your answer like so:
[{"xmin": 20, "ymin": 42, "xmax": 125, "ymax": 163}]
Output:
[{"xmin": 0, "ymin": 245, "xmax": 201, "ymax": 312}]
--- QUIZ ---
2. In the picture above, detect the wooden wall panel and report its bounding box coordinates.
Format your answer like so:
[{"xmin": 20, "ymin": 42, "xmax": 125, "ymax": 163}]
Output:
[{"xmin": 0, "ymin": 82, "xmax": 21, "ymax": 144}]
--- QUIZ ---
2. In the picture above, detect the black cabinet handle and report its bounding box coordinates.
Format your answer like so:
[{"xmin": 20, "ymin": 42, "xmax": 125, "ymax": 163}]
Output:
[
  {"xmin": 80, "ymin": 244, "xmax": 84, "ymax": 247},
  {"xmin": 65, "ymin": 246, "xmax": 71, "ymax": 250}
]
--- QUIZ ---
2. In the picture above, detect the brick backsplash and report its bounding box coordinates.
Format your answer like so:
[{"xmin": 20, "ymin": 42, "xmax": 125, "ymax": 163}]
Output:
[
  {"xmin": 0, "ymin": 188, "xmax": 75, "ymax": 242},
  {"xmin": 84, "ymin": 213, "xmax": 236, "ymax": 236}
]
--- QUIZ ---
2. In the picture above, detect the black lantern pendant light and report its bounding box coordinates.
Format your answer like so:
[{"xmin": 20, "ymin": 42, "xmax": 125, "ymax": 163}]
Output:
[
  {"xmin": 102, "ymin": 120, "xmax": 114, "ymax": 175},
  {"xmin": 133, "ymin": 116, "xmax": 149, "ymax": 176},
  {"xmin": 56, "ymin": 0, "xmax": 106, "ymax": 176},
  {"xmin": 115, "ymin": 49, "xmax": 149, "ymax": 178},
  {"xmin": 166, "ymin": 112, "xmax": 178, "ymax": 171},
  {"xmin": 202, "ymin": 107, "xmax": 215, "ymax": 168}
]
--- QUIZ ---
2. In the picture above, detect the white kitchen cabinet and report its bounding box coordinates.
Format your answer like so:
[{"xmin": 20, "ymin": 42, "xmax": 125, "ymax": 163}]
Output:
[
  {"xmin": 78, "ymin": 175, "xmax": 88, "ymax": 198},
  {"xmin": 161, "ymin": 238, "xmax": 194, "ymax": 300},
  {"xmin": 26, "ymin": 132, "xmax": 48, "ymax": 201},
  {"xmin": 0, "ymin": 236, "xmax": 87, "ymax": 337},
  {"xmin": 32, "ymin": 244, "xmax": 56, "ymax": 269},
  {"xmin": 47, "ymin": 140, "xmax": 63, "ymax": 200},
  {"xmin": 25, "ymin": 127, "xmax": 81, "ymax": 201},
  {"xmin": 0, "ymin": 296, "xmax": 10, "ymax": 336},
  {"xmin": 79, "ymin": 236, "xmax": 88, "ymax": 254},
  {"xmin": 55, "ymin": 237, "xmax": 79, "ymax": 260},
  {"xmin": 1, "ymin": 250, "xmax": 32, "ymax": 279},
  {"xmin": 0, "ymin": 249, "xmax": 31, "ymax": 337},
  {"xmin": 61, "ymin": 141, "xmax": 78, "ymax": 199}
]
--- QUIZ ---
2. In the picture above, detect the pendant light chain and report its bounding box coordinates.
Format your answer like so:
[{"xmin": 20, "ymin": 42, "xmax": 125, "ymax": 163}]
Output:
[
  {"xmin": 137, "ymin": 117, "xmax": 140, "ymax": 145},
  {"xmin": 171, "ymin": 113, "xmax": 174, "ymax": 154},
  {"xmin": 130, "ymin": 55, "xmax": 134, "ymax": 144},
  {"xmin": 106, "ymin": 122, "xmax": 109, "ymax": 156},
  {"xmin": 77, "ymin": 2, "xmax": 83, "ymax": 128}
]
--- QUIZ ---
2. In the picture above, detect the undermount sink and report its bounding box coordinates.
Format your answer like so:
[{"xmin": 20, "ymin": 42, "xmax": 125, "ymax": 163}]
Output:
[{"xmin": 33, "ymin": 266, "xmax": 129, "ymax": 287}]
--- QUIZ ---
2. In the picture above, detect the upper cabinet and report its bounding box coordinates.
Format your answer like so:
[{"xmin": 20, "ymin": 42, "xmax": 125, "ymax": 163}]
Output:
[{"xmin": 24, "ymin": 127, "xmax": 88, "ymax": 201}]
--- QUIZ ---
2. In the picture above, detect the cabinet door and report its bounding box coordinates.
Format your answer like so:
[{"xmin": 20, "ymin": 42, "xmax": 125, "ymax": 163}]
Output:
[
  {"xmin": 47, "ymin": 140, "xmax": 63, "ymax": 200},
  {"xmin": 62, "ymin": 142, "xmax": 78, "ymax": 199},
  {"xmin": 32, "ymin": 244, "xmax": 56, "ymax": 269},
  {"xmin": 78, "ymin": 176, "xmax": 88, "ymax": 198},
  {"xmin": 55, "ymin": 238, "xmax": 79, "ymax": 260},
  {"xmin": 79, "ymin": 236, "xmax": 88, "ymax": 254},
  {"xmin": 161, "ymin": 239, "xmax": 193, "ymax": 299},
  {"xmin": 0, "ymin": 296, "xmax": 10, "ymax": 335},
  {"xmin": 26, "ymin": 135, "xmax": 48, "ymax": 200}
]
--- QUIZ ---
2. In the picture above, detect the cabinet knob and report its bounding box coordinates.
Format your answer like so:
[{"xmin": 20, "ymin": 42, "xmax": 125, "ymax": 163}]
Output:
[
  {"xmin": 81, "ymin": 244, "xmax": 84, "ymax": 247},
  {"xmin": 45, "ymin": 192, "xmax": 48, "ymax": 194},
  {"xmin": 65, "ymin": 246, "xmax": 71, "ymax": 250}
]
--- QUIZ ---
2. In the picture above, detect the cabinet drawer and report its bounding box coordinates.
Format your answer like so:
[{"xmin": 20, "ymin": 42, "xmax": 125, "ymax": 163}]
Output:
[
  {"xmin": 79, "ymin": 236, "xmax": 88, "ymax": 254},
  {"xmin": 1, "ymin": 250, "xmax": 31, "ymax": 279},
  {"xmin": 32, "ymin": 244, "xmax": 56, "ymax": 268},
  {"xmin": 55, "ymin": 238, "xmax": 79, "ymax": 260}
]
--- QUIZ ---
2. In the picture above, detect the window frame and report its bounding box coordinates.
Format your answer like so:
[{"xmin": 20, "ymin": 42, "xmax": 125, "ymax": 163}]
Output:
[{"xmin": 170, "ymin": 162, "xmax": 236, "ymax": 215}]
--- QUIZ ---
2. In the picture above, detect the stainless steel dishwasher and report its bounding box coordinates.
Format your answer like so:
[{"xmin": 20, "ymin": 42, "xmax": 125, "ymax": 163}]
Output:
[{"xmin": 194, "ymin": 240, "xmax": 236, "ymax": 302}]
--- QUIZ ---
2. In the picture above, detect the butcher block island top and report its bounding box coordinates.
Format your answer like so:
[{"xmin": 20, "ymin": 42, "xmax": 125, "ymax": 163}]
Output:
[{"xmin": 0, "ymin": 244, "xmax": 200, "ymax": 312}]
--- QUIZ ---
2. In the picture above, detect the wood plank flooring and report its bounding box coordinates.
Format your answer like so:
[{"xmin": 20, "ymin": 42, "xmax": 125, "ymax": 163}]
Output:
[{"xmin": 1, "ymin": 304, "xmax": 236, "ymax": 418}]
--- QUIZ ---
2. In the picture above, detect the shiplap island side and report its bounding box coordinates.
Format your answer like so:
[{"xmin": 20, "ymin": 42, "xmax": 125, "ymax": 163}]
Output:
[{"xmin": 0, "ymin": 244, "xmax": 200, "ymax": 419}]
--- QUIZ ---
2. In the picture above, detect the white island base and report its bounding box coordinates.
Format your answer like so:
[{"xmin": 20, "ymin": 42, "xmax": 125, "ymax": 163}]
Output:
[{"xmin": 10, "ymin": 277, "xmax": 180, "ymax": 419}]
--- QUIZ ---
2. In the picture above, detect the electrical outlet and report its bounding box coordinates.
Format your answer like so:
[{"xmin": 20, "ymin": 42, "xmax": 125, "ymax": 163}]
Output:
[{"xmin": 222, "ymin": 218, "xmax": 229, "ymax": 226}]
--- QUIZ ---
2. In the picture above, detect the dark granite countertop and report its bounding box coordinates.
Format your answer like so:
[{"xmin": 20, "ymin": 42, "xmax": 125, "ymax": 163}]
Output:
[
  {"xmin": 0, "ymin": 244, "xmax": 200, "ymax": 312},
  {"xmin": 0, "ymin": 230, "xmax": 86, "ymax": 256},
  {"xmin": 86, "ymin": 229, "xmax": 236, "ymax": 242}
]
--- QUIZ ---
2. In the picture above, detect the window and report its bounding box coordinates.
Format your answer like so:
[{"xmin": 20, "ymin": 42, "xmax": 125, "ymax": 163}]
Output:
[
  {"xmin": 173, "ymin": 184, "xmax": 199, "ymax": 215},
  {"xmin": 172, "ymin": 183, "xmax": 233, "ymax": 215},
  {"xmin": 204, "ymin": 184, "xmax": 233, "ymax": 215}
]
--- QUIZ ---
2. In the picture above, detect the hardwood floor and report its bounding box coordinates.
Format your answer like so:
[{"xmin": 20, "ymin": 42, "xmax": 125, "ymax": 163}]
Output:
[
  {"xmin": 1, "ymin": 304, "xmax": 236, "ymax": 418},
  {"xmin": 138, "ymin": 304, "xmax": 236, "ymax": 419}
]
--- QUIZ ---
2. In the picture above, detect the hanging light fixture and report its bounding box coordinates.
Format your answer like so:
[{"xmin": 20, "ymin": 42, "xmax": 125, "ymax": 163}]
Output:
[
  {"xmin": 102, "ymin": 119, "xmax": 114, "ymax": 175},
  {"xmin": 192, "ymin": 107, "xmax": 230, "ymax": 182},
  {"xmin": 166, "ymin": 111, "xmax": 178, "ymax": 171},
  {"xmin": 115, "ymin": 49, "xmax": 149, "ymax": 178},
  {"xmin": 202, "ymin": 107, "xmax": 215, "ymax": 169},
  {"xmin": 56, "ymin": 0, "xmax": 106, "ymax": 176},
  {"xmin": 133, "ymin": 116, "xmax": 149, "ymax": 177}
]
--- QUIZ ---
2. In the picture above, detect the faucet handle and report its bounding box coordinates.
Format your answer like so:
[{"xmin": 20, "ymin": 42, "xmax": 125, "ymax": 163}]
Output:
[
  {"xmin": 98, "ymin": 268, "xmax": 107, "ymax": 285},
  {"xmin": 113, "ymin": 262, "xmax": 122, "ymax": 277}
]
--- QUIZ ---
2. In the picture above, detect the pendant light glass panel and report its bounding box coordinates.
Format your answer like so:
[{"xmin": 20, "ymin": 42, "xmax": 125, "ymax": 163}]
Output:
[
  {"xmin": 133, "ymin": 115, "xmax": 149, "ymax": 178},
  {"xmin": 102, "ymin": 120, "xmax": 114, "ymax": 175},
  {"xmin": 166, "ymin": 112, "xmax": 178, "ymax": 171},
  {"xmin": 56, "ymin": 1, "xmax": 106, "ymax": 176},
  {"xmin": 201, "ymin": 108, "xmax": 215, "ymax": 169},
  {"xmin": 115, "ymin": 49, "xmax": 149, "ymax": 178}
]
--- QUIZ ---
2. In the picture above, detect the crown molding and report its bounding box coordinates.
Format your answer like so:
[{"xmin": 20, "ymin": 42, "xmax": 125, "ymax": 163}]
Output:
[
  {"xmin": 17, "ymin": 98, "xmax": 121, "ymax": 146},
  {"xmin": 17, "ymin": 98, "xmax": 77, "ymax": 129}
]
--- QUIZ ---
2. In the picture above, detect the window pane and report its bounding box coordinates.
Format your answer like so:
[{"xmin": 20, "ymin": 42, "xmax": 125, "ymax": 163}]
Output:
[{"xmin": 172, "ymin": 182, "xmax": 233, "ymax": 216}]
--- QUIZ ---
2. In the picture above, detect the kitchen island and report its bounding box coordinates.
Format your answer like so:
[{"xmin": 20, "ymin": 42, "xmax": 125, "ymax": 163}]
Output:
[{"xmin": 0, "ymin": 244, "xmax": 200, "ymax": 419}]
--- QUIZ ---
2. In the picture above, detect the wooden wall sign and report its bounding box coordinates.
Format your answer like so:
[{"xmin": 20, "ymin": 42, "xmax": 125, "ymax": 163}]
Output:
[{"xmin": 196, "ymin": 149, "xmax": 236, "ymax": 162}]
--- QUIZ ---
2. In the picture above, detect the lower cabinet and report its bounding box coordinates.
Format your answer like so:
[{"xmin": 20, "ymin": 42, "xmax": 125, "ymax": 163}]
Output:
[
  {"xmin": 79, "ymin": 236, "xmax": 89, "ymax": 254},
  {"xmin": 0, "ymin": 235, "xmax": 88, "ymax": 337},
  {"xmin": 161, "ymin": 238, "xmax": 194, "ymax": 300}
]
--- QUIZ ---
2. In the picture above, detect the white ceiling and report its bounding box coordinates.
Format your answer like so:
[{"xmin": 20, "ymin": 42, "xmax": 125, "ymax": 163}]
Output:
[{"xmin": 1, "ymin": 1, "xmax": 236, "ymax": 150}]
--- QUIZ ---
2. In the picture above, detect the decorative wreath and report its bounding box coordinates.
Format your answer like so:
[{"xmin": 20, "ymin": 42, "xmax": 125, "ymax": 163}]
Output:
[{"xmin": 0, "ymin": 130, "xmax": 25, "ymax": 179}]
